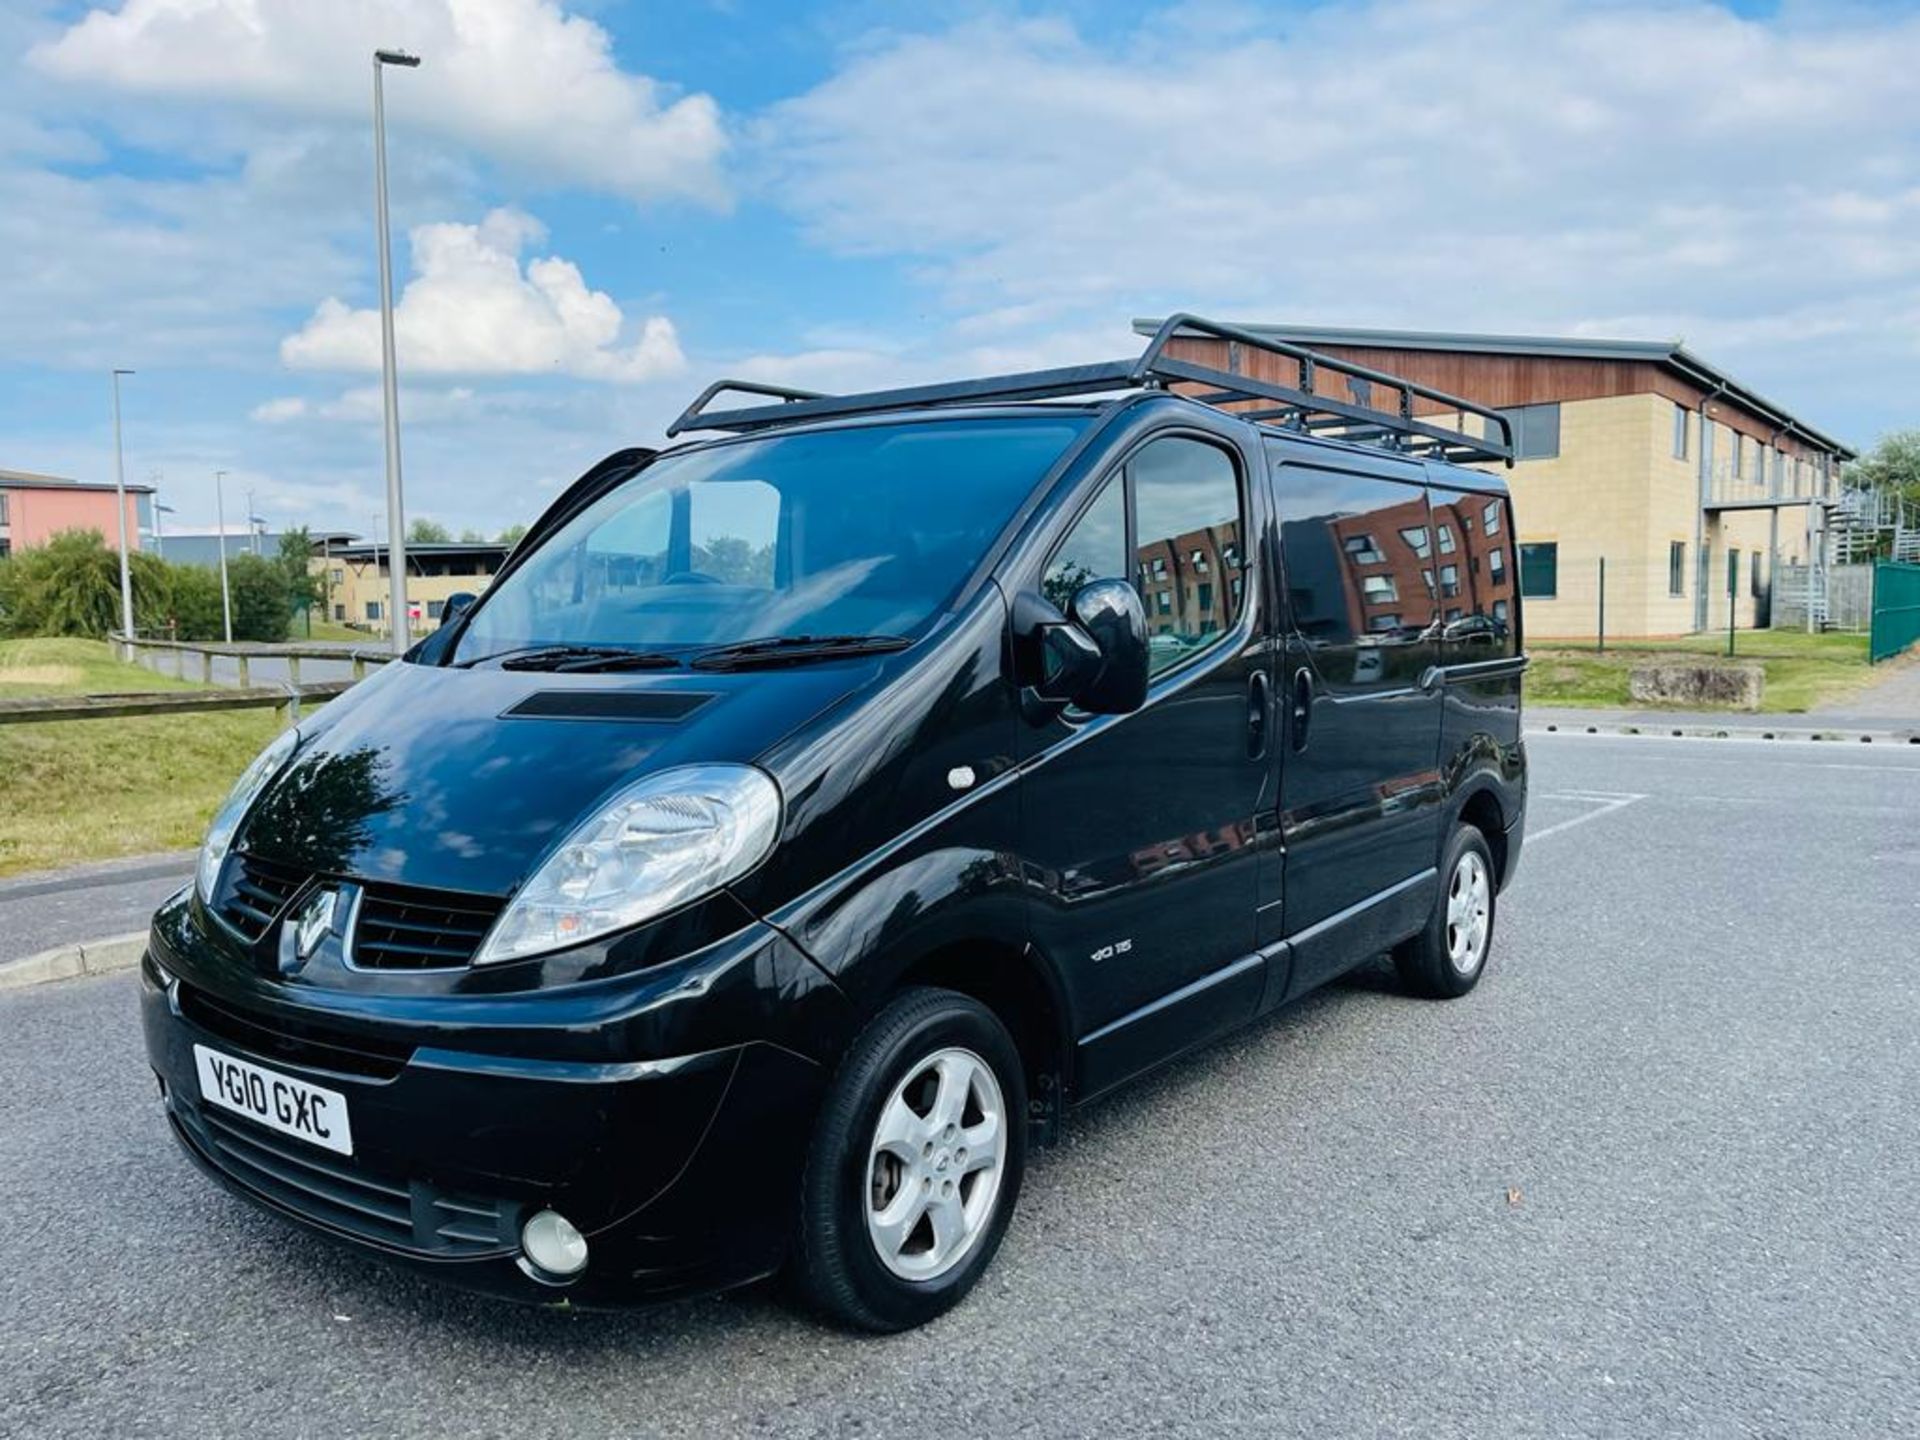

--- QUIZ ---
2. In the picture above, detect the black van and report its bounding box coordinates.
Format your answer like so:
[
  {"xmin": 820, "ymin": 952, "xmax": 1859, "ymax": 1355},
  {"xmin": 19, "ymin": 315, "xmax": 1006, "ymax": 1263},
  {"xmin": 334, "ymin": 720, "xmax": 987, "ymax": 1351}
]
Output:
[{"xmin": 141, "ymin": 316, "xmax": 1526, "ymax": 1332}]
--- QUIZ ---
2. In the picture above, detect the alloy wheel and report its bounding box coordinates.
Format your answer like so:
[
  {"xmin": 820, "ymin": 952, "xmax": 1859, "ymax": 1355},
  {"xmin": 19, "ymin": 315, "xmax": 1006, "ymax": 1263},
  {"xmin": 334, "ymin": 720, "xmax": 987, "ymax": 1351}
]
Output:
[
  {"xmin": 1445, "ymin": 849, "xmax": 1491, "ymax": 975},
  {"xmin": 865, "ymin": 1047, "xmax": 1008, "ymax": 1281}
]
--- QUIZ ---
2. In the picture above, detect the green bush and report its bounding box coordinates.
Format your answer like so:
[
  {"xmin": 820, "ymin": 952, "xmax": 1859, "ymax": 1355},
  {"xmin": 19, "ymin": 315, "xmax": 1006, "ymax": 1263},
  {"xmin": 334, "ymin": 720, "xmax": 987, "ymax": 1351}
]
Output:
[
  {"xmin": 227, "ymin": 554, "xmax": 293, "ymax": 642},
  {"xmin": 0, "ymin": 529, "xmax": 300, "ymax": 643},
  {"xmin": 0, "ymin": 529, "xmax": 173, "ymax": 638}
]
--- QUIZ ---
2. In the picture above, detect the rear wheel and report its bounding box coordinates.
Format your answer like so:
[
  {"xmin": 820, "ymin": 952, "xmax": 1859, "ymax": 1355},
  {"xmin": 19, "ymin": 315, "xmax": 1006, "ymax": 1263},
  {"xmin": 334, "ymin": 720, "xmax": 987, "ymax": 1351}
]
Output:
[
  {"xmin": 792, "ymin": 986, "xmax": 1026, "ymax": 1331},
  {"xmin": 1394, "ymin": 825, "xmax": 1497, "ymax": 999}
]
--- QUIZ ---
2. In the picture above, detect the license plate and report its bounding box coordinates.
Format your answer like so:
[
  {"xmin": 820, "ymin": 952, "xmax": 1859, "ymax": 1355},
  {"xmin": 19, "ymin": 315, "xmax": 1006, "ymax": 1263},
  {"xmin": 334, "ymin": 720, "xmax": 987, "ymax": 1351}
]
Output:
[{"xmin": 193, "ymin": 1044, "xmax": 354, "ymax": 1157}]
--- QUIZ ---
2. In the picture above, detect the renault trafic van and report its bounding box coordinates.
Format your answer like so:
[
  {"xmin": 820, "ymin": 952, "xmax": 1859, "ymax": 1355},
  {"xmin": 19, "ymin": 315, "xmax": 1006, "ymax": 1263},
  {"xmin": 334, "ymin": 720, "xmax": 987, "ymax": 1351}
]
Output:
[{"xmin": 142, "ymin": 316, "xmax": 1526, "ymax": 1332}]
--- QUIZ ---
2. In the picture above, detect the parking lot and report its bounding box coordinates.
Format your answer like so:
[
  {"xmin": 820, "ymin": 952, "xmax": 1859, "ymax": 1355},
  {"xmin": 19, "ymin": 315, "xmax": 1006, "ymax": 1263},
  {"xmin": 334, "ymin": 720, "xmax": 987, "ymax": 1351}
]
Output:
[{"xmin": 3, "ymin": 731, "xmax": 1917, "ymax": 1439}]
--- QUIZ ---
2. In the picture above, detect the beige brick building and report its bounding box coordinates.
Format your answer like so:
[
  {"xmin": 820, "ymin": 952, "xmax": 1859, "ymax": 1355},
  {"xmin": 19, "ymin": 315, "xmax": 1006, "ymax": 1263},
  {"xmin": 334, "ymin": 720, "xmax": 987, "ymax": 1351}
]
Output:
[
  {"xmin": 312, "ymin": 540, "xmax": 508, "ymax": 635},
  {"xmin": 1145, "ymin": 324, "xmax": 1854, "ymax": 640}
]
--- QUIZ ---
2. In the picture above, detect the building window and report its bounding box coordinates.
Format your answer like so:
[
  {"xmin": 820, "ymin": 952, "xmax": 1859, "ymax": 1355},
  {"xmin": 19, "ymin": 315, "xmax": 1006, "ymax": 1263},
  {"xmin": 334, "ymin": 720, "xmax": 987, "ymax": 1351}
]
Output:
[
  {"xmin": 1437, "ymin": 524, "xmax": 1457, "ymax": 556},
  {"xmin": 0, "ymin": 538, "xmax": 10, "ymax": 559},
  {"xmin": 1489, "ymin": 546, "xmax": 1505, "ymax": 579},
  {"xmin": 1400, "ymin": 526, "xmax": 1431, "ymax": 558},
  {"xmin": 1367, "ymin": 613, "xmax": 1401, "ymax": 632},
  {"xmin": 1422, "ymin": 568, "xmax": 1435, "ymax": 592},
  {"xmin": 1732, "ymin": 433, "xmax": 1744, "ymax": 479},
  {"xmin": 1438, "ymin": 563, "xmax": 1460, "ymax": 598},
  {"xmin": 1492, "ymin": 598, "xmax": 1509, "ymax": 624},
  {"xmin": 1751, "ymin": 551, "xmax": 1763, "ymax": 598},
  {"xmin": 0, "ymin": 492, "xmax": 9, "ymax": 525},
  {"xmin": 1157, "ymin": 591, "xmax": 1171, "ymax": 614},
  {"xmin": 365, "ymin": 600, "xmax": 383, "ymax": 621},
  {"xmin": 1343, "ymin": 533, "xmax": 1384, "ymax": 564},
  {"xmin": 1362, "ymin": 574, "xmax": 1398, "ymax": 604},
  {"xmin": 1495, "ymin": 403, "xmax": 1561, "ymax": 461},
  {"xmin": 1669, "ymin": 541, "xmax": 1686, "ymax": 597},
  {"xmin": 333, "ymin": 603, "xmax": 345, "ymax": 621},
  {"xmin": 1519, "ymin": 543, "xmax": 1558, "ymax": 599},
  {"xmin": 1190, "ymin": 548, "xmax": 1208, "ymax": 572},
  {"xmin": 1482, "ymin": 501, "xmax": 1501, "ymax": 536},
  {"xmin": 1673, "ymin": 403, "xmax": 1689, "ymax": 460},
  {"xmin": 427, "ymin": 599, "xmax": 445, "ymax": 619},
  {"xmin": 329, "ymin": 567, "xmax": 344, "ymax": 584}
]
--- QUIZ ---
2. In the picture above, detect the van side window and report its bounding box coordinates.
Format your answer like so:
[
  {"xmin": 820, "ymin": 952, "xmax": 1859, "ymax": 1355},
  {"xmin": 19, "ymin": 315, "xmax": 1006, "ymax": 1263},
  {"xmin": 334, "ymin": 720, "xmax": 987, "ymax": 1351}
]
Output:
[
  {"xmin": 1130, "ymin": 437, "xmax": 1244, "ymax": 676},
  {"xmin": 1271, "ymin": 461, "xmax": 1433, "ymax": 686},
  {"xmin": 1427, "ymin": 487, "xmax": 1518, "ymax": 656},
  {"xmin": 1042, "ymin": 476, "xmax": 1126, "ymax": 612}
]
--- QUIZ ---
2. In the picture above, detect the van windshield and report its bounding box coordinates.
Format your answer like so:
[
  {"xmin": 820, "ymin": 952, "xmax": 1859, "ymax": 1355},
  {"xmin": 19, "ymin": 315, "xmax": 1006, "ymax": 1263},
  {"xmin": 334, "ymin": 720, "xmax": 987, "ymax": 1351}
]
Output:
[{"xmin": 452, "ymin": 416, "xmax": 1088, "ymax": 665}]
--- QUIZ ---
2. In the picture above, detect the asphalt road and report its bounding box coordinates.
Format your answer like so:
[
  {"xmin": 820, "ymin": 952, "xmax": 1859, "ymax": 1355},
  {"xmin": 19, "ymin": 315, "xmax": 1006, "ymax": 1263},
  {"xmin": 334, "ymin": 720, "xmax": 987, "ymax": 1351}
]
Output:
[
  {"xmin": 0, "ymin": 853, "xmax": 194, "ymax": 964},
  {"xmin": 3, "ymin": 733, "xmax": 1917, "ymax": 1438}
]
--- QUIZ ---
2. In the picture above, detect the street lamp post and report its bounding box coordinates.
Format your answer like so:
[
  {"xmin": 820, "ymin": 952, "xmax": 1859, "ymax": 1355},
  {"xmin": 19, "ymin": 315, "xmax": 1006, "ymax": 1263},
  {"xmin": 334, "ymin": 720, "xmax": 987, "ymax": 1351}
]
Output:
[
  {"xmin": 214, "ymin": 469, "xmax": 234, "ymax": 644},
  {"xmin": 373, "ymin": 46, "xmax": 421, "ymax": 655},
  {"xmin": 154, "ymin": 502, "xmax": 174, "ymax": 559},
  {"xmin": 110, "ymin": 368, "xmax": 135, "ymax": 639}
]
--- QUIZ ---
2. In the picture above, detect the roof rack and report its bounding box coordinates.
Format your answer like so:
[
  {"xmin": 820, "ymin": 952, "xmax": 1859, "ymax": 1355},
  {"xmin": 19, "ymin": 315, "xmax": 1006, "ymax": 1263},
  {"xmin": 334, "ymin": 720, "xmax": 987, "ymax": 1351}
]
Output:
[{"xmin": 666, "ymin": 313, "xmax": 1513, "ymax": 466}]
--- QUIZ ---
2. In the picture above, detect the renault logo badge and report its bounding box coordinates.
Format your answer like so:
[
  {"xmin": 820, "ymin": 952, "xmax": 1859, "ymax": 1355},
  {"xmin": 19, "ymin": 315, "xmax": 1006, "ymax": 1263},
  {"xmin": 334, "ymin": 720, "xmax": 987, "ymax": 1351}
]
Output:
[{"xmin": 293, "ymin": 888, "xmax": 338, "ymax": 962}]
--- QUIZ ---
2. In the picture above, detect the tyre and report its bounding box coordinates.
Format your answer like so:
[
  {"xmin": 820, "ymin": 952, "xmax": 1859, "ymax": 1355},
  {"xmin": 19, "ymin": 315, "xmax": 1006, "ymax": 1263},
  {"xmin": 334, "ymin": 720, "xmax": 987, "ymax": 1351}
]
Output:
[
  {"xmin": 792, "ymin": 986, "xmax": 1027, "ymax": 1332},
  {"xmin": 1394, "ymin": 824, "xmax": 1498, "ymax": 999}
]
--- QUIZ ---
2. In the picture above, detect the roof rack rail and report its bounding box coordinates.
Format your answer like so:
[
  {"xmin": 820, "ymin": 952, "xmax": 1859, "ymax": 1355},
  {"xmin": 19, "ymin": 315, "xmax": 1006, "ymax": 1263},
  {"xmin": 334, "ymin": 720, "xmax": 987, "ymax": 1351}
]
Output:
[{"xmin": 665, "ymin": 313, "xmax": 1513, "ymax": 465}]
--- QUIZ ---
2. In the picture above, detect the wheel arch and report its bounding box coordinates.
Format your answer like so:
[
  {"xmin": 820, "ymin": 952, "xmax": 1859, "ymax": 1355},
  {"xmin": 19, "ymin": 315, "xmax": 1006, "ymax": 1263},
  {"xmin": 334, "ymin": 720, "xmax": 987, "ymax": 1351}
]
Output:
[
  {"xmin": 1452, "ymin": 783, "xmax": 1508, "ymax": 888},
  {"xmin": 888, "ymin": 939, "xmax": 1073, "ymax": 1148}
]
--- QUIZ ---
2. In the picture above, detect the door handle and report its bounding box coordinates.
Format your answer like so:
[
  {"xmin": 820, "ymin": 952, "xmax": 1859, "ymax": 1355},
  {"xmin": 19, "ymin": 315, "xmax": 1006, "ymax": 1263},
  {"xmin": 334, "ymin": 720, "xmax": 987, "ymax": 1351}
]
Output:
[
  {"xmin": 1289, "ymin": 668, "xmax": 1313, "ymax": 752},
  {"xmin": 1247, "ymin": 671, "xmax": 1271, "ymax": 759}
]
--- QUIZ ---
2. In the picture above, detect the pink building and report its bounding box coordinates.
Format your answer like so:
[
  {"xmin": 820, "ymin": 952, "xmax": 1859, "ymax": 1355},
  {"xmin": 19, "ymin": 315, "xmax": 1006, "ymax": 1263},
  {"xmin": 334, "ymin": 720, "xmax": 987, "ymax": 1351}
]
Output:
[{"xmin": 0, "ymin": 468, "xmax": 153, "ymax": 559}]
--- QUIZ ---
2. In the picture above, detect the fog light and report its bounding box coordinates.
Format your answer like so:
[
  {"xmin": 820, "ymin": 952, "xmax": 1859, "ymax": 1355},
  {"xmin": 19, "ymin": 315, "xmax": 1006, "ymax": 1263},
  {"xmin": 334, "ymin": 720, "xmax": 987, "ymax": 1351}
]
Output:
[{"xmin": 521, "ymin": 1209, "xmax": 588, "ymax": 1278}]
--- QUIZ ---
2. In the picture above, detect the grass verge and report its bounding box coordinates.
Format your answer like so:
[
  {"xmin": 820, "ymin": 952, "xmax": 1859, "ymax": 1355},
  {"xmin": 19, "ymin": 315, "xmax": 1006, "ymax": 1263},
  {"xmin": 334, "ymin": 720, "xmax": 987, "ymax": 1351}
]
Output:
[
  {"xmin": 1526, "ymin": 631, "xmax": 1874, "ymax": 713},
  {"xmin": 0, "ymin": 638, "xmax": 282, "ymax": 877}
]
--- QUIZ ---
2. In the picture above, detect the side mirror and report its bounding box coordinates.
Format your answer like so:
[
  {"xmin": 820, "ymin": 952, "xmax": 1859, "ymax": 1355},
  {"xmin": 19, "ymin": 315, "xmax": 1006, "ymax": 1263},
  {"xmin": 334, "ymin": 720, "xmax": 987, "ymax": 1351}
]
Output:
[
  {"xmin": 442, "ymin": 591, "xmax": 477, "ymax": 626},
  {"xmin": 1014, "ymin": 579, "xmax": 1149, "ymax": 716},
  {"xmin": 1065, "ymin": 578, "xmax": 1149, "ymax": 714}
]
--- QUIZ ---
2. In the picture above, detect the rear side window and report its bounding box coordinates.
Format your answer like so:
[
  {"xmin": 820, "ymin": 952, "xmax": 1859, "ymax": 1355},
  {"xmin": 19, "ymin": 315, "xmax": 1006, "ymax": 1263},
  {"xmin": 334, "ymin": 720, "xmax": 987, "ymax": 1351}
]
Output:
[{"xmin": 1428, "ymin": 486, "xmax": 1518, "ymax": 656}]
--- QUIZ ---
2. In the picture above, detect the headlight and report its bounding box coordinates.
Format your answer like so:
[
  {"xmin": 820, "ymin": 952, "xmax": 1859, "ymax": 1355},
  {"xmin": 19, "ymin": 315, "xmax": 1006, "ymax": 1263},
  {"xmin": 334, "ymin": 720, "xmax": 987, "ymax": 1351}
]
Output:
[
  {"xmin": 196, "ymin": 726, "xmax": 300, "ymax": 904},
  {"xmin": 475, "ymin": 764, "xmax": 782, "ymax": 965}
]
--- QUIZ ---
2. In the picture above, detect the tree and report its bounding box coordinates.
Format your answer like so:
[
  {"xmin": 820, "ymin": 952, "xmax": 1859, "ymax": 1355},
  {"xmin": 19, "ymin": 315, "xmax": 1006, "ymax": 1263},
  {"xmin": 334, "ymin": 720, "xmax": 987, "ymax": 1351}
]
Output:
[
  {"xmin": 275, "ymin": 527, "xmax": 324, "ymax": 617},
  {"xmin": 497, "ymin": 522, "xmax": 528, "ymax": 547},
  {"xmin": 1850, "ymin": 431, "xmax": 1920, "ymax": 506},
  {"xmin": 458, "ymin": 527, "xmax": 485, "ymax": 543},
  {"xmin": 408, "ymin": 517, "xmax": 452, "ymax": 543}
]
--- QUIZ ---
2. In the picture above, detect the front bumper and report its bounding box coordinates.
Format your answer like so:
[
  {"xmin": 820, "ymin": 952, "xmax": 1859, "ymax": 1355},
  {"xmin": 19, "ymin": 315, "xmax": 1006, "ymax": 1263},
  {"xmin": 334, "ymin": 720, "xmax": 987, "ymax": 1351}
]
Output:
[{"xmin": 141, "ymin": 909, "xmax": 844, "ymax": 1307}]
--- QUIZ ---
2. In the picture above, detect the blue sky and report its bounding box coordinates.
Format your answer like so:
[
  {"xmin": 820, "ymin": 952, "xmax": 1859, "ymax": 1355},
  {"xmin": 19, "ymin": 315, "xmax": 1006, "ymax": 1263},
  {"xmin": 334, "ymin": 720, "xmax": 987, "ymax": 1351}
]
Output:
[{"xmin": 3, "ymin": 0, "xmax": 1917, "ymax": 539}]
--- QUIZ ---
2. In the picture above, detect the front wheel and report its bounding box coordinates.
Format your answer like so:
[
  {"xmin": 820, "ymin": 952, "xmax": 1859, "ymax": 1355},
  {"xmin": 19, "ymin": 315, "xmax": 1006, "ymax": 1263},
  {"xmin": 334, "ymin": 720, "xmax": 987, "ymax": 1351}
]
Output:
[
  {"xmin": 1394, "ymin": 825, "xmax": 1498, "ymax": 999},
  {"xmin": 791, "ymin": 987, "xmax": 1027, "ymax": 1331}
]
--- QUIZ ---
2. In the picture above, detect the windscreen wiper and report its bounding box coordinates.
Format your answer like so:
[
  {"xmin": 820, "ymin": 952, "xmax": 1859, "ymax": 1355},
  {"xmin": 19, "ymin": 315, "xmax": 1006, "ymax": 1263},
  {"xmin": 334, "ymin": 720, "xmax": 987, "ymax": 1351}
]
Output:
[
  {"xmin": 689, "ymin": 634, "xmax": 911, "ymax": 672},
  {"xmin": 460, "ymin": 645, "xmax": 681, "ymax": 672}
]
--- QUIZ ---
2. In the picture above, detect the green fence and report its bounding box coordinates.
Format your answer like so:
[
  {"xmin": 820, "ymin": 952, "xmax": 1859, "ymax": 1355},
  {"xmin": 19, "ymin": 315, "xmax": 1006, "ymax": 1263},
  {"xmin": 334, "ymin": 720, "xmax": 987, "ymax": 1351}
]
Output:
[{"xmin": 1869, "ymin": 562, "xmax": 1920, "ymax": 663}]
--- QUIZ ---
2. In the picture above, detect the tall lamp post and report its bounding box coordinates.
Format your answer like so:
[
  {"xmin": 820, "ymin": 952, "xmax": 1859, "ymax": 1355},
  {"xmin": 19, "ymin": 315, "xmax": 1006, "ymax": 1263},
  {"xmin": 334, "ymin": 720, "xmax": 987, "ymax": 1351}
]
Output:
[
  {"xmin": 373, "ymin": 46, "xmax": 420, "ymax": 655},
  {"xmin": 110, "ymin": 368, "xmax": 135, "ymax": 639},
  {"xmin": 214, "ymin": 469, "xmax": 234, "ymax": 644},
  {"xmin": 153, "ymin": 501, "xmax": 174, "ymax": 559}
]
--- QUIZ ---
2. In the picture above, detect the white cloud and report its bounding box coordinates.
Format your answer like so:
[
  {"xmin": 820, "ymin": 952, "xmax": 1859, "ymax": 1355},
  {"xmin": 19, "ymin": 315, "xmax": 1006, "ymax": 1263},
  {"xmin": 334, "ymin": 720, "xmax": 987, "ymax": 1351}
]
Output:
[
  {"xmin": 761, "ymin": 1, "xmax": 1920, "ymax": 436},
  {"xmin": 250, "ymin": 397, "xmax": 308, "ymax": 423},
  {"xmin": 32, "ymin": 0, "xmax": 726, "ymax": 205},
  {"xmin": 280, "ymin": 208, "xmax": 686, "ymax": 382}
]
